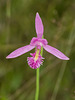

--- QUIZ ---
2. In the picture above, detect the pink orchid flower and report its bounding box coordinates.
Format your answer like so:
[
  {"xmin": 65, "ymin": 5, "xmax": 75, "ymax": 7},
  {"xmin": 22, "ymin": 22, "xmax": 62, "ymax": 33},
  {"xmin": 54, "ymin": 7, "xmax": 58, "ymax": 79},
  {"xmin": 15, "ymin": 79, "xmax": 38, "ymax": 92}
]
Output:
[{"xmin": 6, "ymin": 12, "xmax": 69, "ymax": 69}]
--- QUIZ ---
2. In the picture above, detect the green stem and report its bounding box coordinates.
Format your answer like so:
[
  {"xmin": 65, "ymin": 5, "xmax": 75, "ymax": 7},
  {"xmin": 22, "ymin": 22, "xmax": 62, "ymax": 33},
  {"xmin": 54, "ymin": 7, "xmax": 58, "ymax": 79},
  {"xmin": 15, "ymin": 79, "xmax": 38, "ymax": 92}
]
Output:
[
  {"xmin": 35, "ymin": 37, "xmax": 43, "ymax": 100},
  {"xmin": 35, "ymin": 68, "xmax": 39, "ymax": 100}
]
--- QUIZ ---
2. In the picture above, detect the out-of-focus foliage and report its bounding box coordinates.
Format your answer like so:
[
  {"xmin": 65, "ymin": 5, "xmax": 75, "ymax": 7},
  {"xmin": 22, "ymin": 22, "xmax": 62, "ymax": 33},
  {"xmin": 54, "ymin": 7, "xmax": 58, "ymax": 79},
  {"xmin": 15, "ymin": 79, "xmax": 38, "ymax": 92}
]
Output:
[{"xmin": 0, "ymin": 0, "xmax": 75, "ymax": 100}]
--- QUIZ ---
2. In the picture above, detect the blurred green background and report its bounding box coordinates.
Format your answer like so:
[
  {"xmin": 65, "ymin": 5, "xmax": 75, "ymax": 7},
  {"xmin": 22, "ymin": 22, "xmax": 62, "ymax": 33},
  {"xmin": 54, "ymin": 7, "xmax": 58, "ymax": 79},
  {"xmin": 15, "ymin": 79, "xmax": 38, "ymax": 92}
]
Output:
[{"xmin": 0, "ymin": 0, "xmax": 75, "ymax": 100}]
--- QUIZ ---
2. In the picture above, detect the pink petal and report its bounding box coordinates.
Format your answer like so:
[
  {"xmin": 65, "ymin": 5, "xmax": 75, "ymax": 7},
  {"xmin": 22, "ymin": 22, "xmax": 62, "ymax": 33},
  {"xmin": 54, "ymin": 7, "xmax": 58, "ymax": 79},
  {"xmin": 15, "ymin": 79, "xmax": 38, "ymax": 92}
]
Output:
[
  {"xmin": 6, "ymin": 45, "xmax": 35, "ymax": 59},
  {"xmin": 35, "ymin": 12, "xmax": 44, "ymax": 38},
  {"xmin": 43, "ymin": 45, "xmax": 69, "ymax": 60}
]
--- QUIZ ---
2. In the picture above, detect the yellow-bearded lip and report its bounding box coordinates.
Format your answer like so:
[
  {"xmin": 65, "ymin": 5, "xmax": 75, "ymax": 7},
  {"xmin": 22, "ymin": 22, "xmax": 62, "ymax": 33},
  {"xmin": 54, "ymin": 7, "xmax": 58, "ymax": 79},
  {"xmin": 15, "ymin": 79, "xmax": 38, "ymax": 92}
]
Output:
[{"xmin": 34, "ymin": 49, "xmax": 40, "ymax": 61}]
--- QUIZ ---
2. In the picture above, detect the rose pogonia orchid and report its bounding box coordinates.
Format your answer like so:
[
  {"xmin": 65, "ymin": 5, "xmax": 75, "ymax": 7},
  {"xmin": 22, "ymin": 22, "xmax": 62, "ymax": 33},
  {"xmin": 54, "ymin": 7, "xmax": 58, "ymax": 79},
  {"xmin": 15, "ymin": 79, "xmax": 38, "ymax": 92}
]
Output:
[{"xmin": 6, "ymin": 12, "xmax": 69, "ymax": 69}]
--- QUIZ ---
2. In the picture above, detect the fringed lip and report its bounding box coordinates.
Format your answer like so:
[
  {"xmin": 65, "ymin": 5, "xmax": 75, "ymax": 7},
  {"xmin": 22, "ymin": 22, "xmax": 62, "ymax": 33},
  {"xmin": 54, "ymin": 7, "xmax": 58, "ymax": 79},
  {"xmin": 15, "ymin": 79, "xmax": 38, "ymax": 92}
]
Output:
[{"xmin": 27, "ymin": 52, "xmax": 44, "ymax": 69}]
